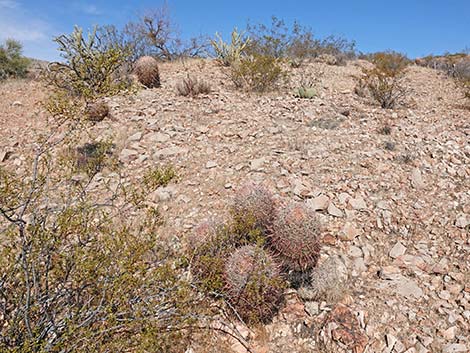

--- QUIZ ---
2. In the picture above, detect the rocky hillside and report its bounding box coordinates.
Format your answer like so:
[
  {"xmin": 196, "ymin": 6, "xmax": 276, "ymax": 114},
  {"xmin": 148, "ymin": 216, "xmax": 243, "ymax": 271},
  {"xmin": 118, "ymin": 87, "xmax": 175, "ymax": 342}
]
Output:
[{"xmin": 1, "ymin": 59, "xmax": 469, "ymax": 353}]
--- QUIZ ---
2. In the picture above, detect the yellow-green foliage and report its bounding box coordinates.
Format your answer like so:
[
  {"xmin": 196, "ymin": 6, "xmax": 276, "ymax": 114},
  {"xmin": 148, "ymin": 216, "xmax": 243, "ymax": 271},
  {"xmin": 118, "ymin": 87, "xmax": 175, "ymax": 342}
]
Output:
[
  {"xmin": 359, "ymin": 51, "xmax": 410, "ymax": 108},
  {"xmin": 48, "ymin": 26, "xmax": 132, "ymax": 100},
  {"xmin": 0, "ymin": 152, "xmax": 206, "ymax": 353},
  {"xmin": 230, "ymin": 54, "xmax": 287, "ymax": 92},
  {"xmin": 143, "ymin": 165, "xmax": 178, "ymax": 190},
  {"xmin": 0, "ymin": 39, "xmax": 30, "ymax": 80},
  {"xmin": 210, "ymin": 28, "xmax": 250, "ymax": 66}
]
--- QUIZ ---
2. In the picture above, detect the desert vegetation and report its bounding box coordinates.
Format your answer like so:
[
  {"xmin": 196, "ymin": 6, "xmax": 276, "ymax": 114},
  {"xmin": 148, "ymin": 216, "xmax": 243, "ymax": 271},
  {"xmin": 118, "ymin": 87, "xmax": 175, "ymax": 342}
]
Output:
[{"xmin": 1, "ymin": 4, "xmax": 469, "ymax": 353}]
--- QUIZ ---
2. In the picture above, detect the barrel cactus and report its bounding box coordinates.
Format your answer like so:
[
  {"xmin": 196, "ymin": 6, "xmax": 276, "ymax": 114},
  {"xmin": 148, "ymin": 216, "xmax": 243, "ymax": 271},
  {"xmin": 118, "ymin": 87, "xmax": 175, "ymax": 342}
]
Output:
[
  {"xmin": 293, "ymin": 86, "xmax": 316, "ymax": 99},
  {"xmin": 224, "ymin": 245, "xmax": 285, "ymax": 324},
  {"xmin": 270, "ymin": 202, "xmax": 322, "ymax": 273},
  {"xmin": 134, "ymin": 56, "xmax": 160, "ymax": 88},
  {"xmin": 85, "ymin": 100, "xmax": 109, "ymax": 122},
  {"xmin": 230, "ymin": 183, "xmax": 277, "ymax": 235}
]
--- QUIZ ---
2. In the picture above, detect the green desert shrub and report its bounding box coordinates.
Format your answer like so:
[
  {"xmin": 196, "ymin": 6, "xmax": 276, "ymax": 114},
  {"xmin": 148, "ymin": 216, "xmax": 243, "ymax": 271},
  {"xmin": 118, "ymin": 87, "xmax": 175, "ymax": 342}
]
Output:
[
  {"xmin": 269, "ymin": 201, "xmax": 322, "ymax": 284},
  {"xmin": 358, "ymin": 51, "xmax": 410, "ymax": 108},
  {"xmin": 0, "ymin": 39, "xmax": 30, "ymax": 81},
  {"xmin": 47, "ymin": 26, "xmax": 132, "ymax": 100},
  {"xmin": 0, "ymin": 151, "xmax": 207, "ymax": 353},
  {"xmin": 224, "ymin": 245, "xmax": 286, "ymax": 324},
  {"xmin": 143, "ymin": 164, "xmax": 177, "ymax": 190},
  {"xmin": 230, "ymin": 53, "xmax": 287, "ymax": 92},
  {"xmin": 210, "ymin": 28, "xmax": 250, "ymax": 66}
]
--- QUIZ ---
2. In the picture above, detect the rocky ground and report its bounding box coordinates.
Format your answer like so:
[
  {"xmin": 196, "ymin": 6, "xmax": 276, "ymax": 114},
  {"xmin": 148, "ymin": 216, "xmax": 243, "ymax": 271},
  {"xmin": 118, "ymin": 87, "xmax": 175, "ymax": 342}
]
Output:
[{"xmin": 1, "ymin": 58, "xmax": 469, "ymax": 353}]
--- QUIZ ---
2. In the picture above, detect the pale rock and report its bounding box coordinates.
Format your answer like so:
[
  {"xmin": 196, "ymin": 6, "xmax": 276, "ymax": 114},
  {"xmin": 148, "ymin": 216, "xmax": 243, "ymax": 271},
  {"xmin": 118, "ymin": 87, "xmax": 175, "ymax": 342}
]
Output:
[
  {"xmin": 348, "ymin": 245, "xmax": 363, "ymax": 258},
  {"xmin": 338, "ymin": 192, "xmax": 350, "ymax": 204},
  {"xmin": 411, "ymin": 168, "xmax": 425, "ymax": 189},
  {"xmin": 439, "ymin": 290, "xmax": 451, "ymax": 301},
  {"xmin": 304, "ymin": 301, "xmax": 319, "ymax": 316},
  {"xmin": 455, "ymin": 214, "xmax": 469, "ymax": 228},
  {"xmin": 309, "ymin": 195, "xmax": 330, "ymax": 211},
  {"xmin": 389, "ymin": 241, "xmax": 407, "ymax": 259},
  {"xmin": 119, "ymin": 148, "xmax": 138, "ymax": 162},
  {"xmin": 12, "ymin": 101, "xmax": 22, "ymax": 107},
  {"xmin": 149, "ymin": 132, "xmax": 170, "ymax": 143},
  {"xmin": 380, "ymin": 274, "xmax": 423, "ymax": 299},
  {"xmin": 353, "ymin": 257, "xmax": 367, "ymax": 275},
  {"xmin": 153, "ymin": 147, "xmax": 187, "ymax": 159},
  {"xmin": 443, "ymin": 344, "xmax": 467, "ymax": 353},
  {"xmin": 349, "ymin": 196, "xmax": 367, "ymax": 210},
  {"xmin": 384, "ymin": 333, "xmax": 397, "ymax": 353},
  {"xmin": 250, "ymin": 158, "xmax": 265, "ymax": 171},
  {"xmin": 340, "ymin": 222, "xmax": 362, "ymax": 240},
  {"xmin": 441, "ymin": 326, "xmax": 457, "ymax": 340},
  {"xmin": 205, "ymin": 161, "xmax": 218, "ymax": 169},
  {"xmin": 128, "ymin": 132, "xmax": 142, "ymax": 142},
  {"xmin": 328, "ymin": 202, "xmax": 344, "ymax": 217}
]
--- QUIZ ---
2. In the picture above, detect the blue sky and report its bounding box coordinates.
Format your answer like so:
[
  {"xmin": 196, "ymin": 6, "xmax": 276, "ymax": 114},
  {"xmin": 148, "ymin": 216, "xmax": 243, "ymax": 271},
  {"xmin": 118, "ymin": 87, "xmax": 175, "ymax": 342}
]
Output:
[{"xmin": 0, "ymin": 0, "xmax": 469, "ymax": 61}]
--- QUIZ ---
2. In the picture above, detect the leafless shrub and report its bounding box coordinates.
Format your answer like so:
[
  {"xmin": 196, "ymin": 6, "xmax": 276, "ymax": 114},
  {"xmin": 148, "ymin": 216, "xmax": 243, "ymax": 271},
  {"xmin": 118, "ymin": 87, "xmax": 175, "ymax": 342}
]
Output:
[
  {"xmin": 176, "ymin": 74, "xmax": 211, "ymax": 96},
  {"xmin": 357, "ymin": 51, "xmax": 410, "ymax": 108}
]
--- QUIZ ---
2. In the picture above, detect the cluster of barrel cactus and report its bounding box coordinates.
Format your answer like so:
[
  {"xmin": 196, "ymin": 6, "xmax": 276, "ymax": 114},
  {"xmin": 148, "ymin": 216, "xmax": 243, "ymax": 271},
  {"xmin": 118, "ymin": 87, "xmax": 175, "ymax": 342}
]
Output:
[{"xmin": 189, "ymin": 183, "xmax": 324, "ymax": 324}]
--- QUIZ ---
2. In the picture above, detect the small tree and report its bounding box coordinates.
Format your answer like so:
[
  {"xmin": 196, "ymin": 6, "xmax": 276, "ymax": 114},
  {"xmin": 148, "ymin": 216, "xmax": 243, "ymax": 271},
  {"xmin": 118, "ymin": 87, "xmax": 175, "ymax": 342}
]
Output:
[
  {"xmin": 358, "ymin": 51, "xmax": 410, "ymax": 108},
  {"xmin": 124, "ymin": 4, "xmax": 208, "ymax": 61},
  {"xmin": 0, "ymin": 39, "xmax": 30, "ymax": 80},
  {"xmin": 47, "ymin": 26, "xmax": 132, "ymax": 100}
]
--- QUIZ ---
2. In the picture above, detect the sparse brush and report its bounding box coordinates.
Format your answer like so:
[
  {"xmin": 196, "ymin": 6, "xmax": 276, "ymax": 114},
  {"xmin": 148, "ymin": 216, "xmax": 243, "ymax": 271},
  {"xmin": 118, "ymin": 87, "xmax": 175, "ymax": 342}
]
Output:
[
  {"xmin": 297, "ymin": 255, "xmax": 348, "ymax": 303},
  {"xmin": 143, "ymin": 165, "xmax": 177, "ymax": 190},
  {"xmin": 224, "ymin": 245, "xmax": 286, "ymax": 324},
  {"xmin": 230, "ymin": 183, "xmax": 277, "ymax": 235},
  {"xmin": 176, "ymin": 74, "xmax": 211, "ymax": 96},
  {"xmin": 210, "ymin": 28, "xmax": 250, "ymax": 66},
  {"xmin": 0, "ymin": 39, "xmax": 30, "ymax": 81},
  {"xmin": 230, "ymin": 54, "xmax": 287, "ymax": 92},
  {"xmin": 74, "ymin": 141, "xmax": 115, "ymax": 176},
  {"xmin": 269, "ymin": 202, "xmax": 322, "ymax": 275},
  {"xmin": 134, "ymin": 55, "xmax": 161, "ymax": 88},
  {"xmin": 85, "ymin": 100, "xmax": 109, "ymax": 122},
  {"xmin": 48, "ymin": 26, "xmax": 132, "ymax": 100},
  {"xmin": 357, "ymin": 51, "xmax": 410, "ymax": 109}
]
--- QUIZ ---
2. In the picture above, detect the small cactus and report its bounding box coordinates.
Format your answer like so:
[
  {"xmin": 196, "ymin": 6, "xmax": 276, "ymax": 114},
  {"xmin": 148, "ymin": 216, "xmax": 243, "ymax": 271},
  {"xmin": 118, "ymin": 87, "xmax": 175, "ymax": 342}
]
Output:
[
  {"xmin": 85, "ymin": 100, "xmax": 109, "ymax": 122},
  {"xmin": 134, "ymin": 56, "xmax": 160, "ymax": 88},
  {"xmin": 293, "ymin": 86, "xmax": 316, "ymax": 99},
  {"xmin": 231, "ymin": 183, "xmax": 277, "ymax": 235},
  {"xmin": 224, "ymin": 245, "xmax": 285, "ymax": 324},
  {"xmin": 269, "ymin": 202, "xmax": 322, "ymax": 273}
]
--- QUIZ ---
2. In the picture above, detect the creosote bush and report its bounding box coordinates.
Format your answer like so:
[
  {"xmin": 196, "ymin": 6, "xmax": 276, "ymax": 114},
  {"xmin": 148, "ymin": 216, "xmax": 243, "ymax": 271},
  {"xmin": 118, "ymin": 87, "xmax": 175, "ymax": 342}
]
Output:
[
  {"xmin": 230, "ymin": 54, "xmax": 287, "ymax": 92},
  {"xmin": 358, "ymin": 51, "xmax": 410, "ymax": 108},
  {"xmin": 176, "ymin": 74, "xmax": 211, "ymax": 97},
  {"xmin": 270, "ymin": 202, "xmax": 322, "ymax": 276},
  {"xmin": 0, "ymin": 136, "xmax": 209, "ymax": 352},
  {"xmin": 143, "ymin": 164, "xmax": 177, "ymax": 190},
  {"xmin": 74, "ymin": 140, "xmax": 116, "ymax": 176},
  {"xmin": 224, "ymin": 245, "xmax": 286, "ymax": 324},
  {"xmin": 134, "ymin": 55, "xmax": 161, "ymax": 88},
  {"xmin": 0, "ymin": 39, "xmax": 30, "ymax": 81},
  {"xmin": 47, "ymin": 26, "xmax": 132, "ymax": 100}
]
